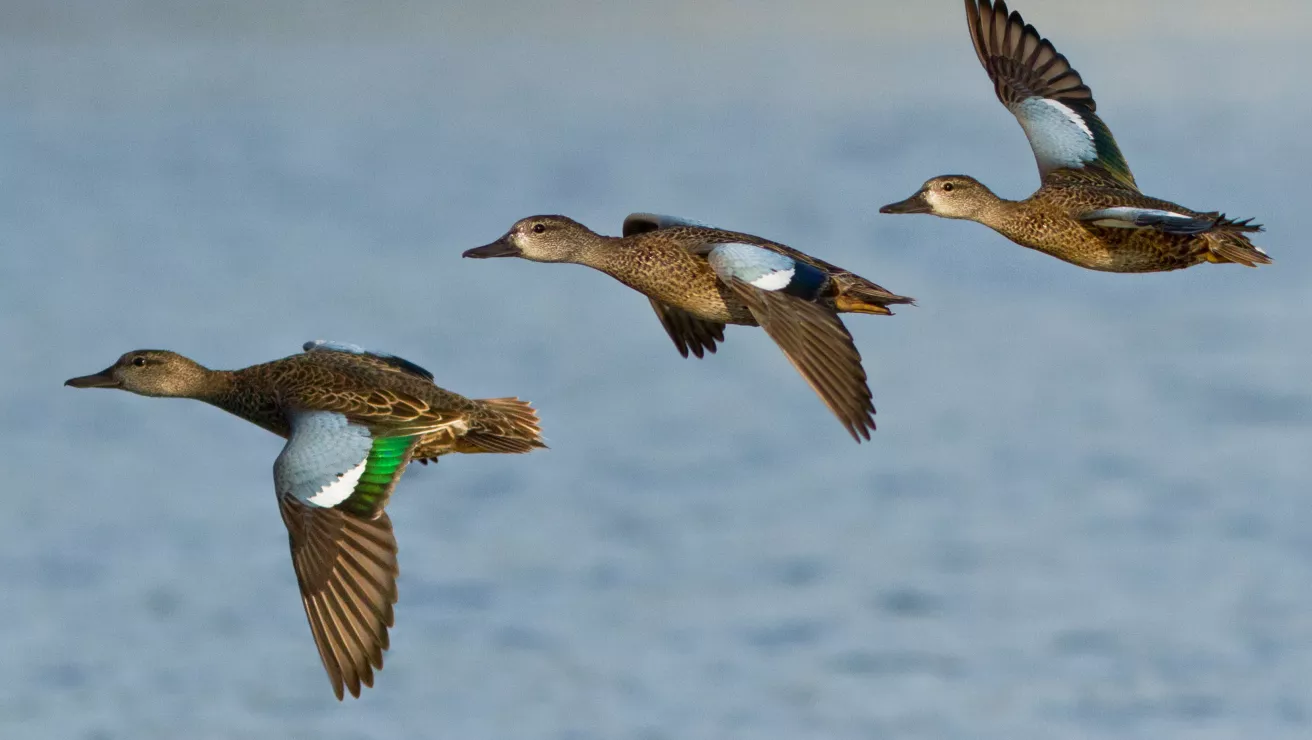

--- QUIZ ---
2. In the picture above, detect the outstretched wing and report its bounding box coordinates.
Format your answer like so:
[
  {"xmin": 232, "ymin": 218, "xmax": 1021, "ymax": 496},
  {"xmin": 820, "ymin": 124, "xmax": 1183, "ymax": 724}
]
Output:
[
  {"xmin": 622, "ymin": 214, "xmax": 730, "ymax": 359},
  {"xmin": 965, "ymin": 0, "xmax": 1137, "ymax": 190},
  {"xmin": 648, "ymin": 298, "xmax": 726, "ymax": 359},
  {"xmin": 274, "ymin": 409, "xmax": 418, "ymax": 699},
  {"xmin": 706, "ymin": 243, "xmax": 875, "ymax": 442}
]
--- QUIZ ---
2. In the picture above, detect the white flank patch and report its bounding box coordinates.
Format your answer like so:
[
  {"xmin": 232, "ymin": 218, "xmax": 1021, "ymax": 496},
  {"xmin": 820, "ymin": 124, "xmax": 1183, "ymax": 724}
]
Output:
[
  {"xmin": 306, "ymin": 458, "xmax": 367, "ymax": 507},
  {"xmin": 750, "ymin": 267, "xmax": 794, "ymax": 291}
]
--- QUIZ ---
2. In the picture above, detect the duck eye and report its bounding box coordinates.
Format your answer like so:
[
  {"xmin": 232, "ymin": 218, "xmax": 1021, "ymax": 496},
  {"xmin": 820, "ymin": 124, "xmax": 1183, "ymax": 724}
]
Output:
[
  {"xmin": 132, "ymin": 356, "xmax": 147, "ymax": 367},
  {"xmin": 532, "ymin": 223, "xmax": 546, "ymax": 234},
  {"xmin": 942, "ymin": 182, "xmax": 955, "ymax": 192}
]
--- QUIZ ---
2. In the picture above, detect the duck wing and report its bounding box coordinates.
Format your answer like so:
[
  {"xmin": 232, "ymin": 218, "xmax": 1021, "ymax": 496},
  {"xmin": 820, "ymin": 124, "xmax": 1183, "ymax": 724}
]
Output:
[
  {"xmin": 965, "ymin": 0, "xmax": 1138, "ymax": 190},
  {"xmin": 648, "ymin": 298, "xmax": 726, "ymax": 359},
  {"xmin": 273, "ymin": 410, "xmax": 417, "ymax": 699},
  {"xmin": 707, "ymin": 243, "xmax": 876, "ymax": 441}
]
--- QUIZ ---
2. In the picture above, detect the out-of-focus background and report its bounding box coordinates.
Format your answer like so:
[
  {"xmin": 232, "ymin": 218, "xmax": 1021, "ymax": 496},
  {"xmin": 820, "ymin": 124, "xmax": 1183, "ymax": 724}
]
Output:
[{"xmin": 3, "ymin": 1, "xmax": 1311, "ymax": 737}]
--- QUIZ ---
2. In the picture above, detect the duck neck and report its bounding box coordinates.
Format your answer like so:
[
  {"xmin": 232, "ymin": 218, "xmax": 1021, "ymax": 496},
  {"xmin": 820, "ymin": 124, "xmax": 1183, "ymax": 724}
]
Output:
[
  {"xmin": 200, "ymin": 368, "xmax": 285, "ymax": 432},
  {"xmin": 969, "ymin": 192, "xmax": 1021, "ymax": 231},
  {"xmin": 192, "ymin": 369, "xmax": 240, "ymax": 406},
  {"xmin": 567, "ymin": 233, "xmax": 626, "ymax": 273}
]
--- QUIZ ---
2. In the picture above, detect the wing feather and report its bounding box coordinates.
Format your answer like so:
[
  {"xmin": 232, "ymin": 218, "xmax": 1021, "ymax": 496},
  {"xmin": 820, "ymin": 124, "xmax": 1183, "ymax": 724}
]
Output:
[{"xmin": 966, "ymin": 0, "xmax": 1137, "ymax": 189}]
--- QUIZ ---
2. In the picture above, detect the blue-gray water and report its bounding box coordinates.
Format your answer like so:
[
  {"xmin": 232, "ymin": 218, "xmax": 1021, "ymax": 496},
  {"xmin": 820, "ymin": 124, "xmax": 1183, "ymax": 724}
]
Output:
[{"xmin": 3, "ymin": 2, "xmax": 1311, "ymax": 738}]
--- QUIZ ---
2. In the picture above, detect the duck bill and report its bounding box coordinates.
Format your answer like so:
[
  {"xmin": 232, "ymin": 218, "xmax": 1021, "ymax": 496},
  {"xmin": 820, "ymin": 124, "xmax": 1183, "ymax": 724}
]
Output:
[
  {"xmin": 462, "ymin": 236, "xmax": 521, "ymax": 259},
  {"xmin": 879, "ymin": 191, "xmax": 932, "ymax": 215},
  {"xmin": 64, "ymin": 368, "xmax": 120, "ymax": 389}
]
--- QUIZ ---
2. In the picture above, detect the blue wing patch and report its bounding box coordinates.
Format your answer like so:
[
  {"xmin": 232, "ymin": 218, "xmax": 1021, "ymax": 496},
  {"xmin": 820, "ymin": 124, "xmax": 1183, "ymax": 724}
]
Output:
[
  {"xmin": 303, "ymin": 339, "xmax": 435, "ymax": 381},
  {"xmin": 622, "ymin": 213, "xmax": 715, "ymax": 237},
  {"xmin": 1014, "ymin": 98, "xmax": 1098, "ymax": 174},
  {"xmin": 707, "ymin": 243, "xmax": 827, "ymax": 301},
  {"xmin": 275, "ymin": 410, "xmax": 375, "ymax": 509}
]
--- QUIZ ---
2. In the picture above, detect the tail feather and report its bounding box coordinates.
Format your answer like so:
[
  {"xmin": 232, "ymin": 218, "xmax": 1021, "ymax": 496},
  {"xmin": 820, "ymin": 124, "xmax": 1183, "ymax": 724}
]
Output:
[
  {"xmin": 455, "ymin": 397, "xmax": 547, "ymax": 454},
  {"xmin": 835, "ymin": 277, "xmax": 915, "ymax": 316},
  {"xmin": 1205, "ymin": 215, "xmax": 1270, "ymax": 267}
]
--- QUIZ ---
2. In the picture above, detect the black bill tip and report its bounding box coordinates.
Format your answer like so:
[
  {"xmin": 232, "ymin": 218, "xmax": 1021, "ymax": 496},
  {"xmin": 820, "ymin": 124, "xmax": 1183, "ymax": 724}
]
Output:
[
  {"xmin": 879, "ymin": 192, "xmax": 932, "ymax": 215},
  {"xmin": 65, "ymin": 369, "xmax": 120, "ymax": 388},
  {"xmin": 462, "ymin": 237, "xmax": 521, "ymax": 259}
]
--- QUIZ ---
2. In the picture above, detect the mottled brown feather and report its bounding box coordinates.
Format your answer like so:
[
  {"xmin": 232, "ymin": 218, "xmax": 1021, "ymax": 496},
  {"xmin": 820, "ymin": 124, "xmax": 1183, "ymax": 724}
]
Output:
[
  {"xmin": 727, "ymin": 279, "xmax": 876, "ymax": 442},
  {"xmin": 649, "ymin": 297, "xmax": 726, "ymax": 359},
  {"xmin": 279, "ymin": 498, "xmax": 398, "ymax": 700},
  {"xmin": 967, "ymin": 0, "xmax": 1093, "ymax": 109}
]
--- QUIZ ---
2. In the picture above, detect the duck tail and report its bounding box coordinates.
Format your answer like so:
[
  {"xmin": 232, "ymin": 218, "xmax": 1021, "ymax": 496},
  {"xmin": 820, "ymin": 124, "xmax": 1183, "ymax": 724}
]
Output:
[
  {"xmin": 1205, "ymin": 216, "xmax": 1271, "ymax": 267},
  {"xmin": 834, "ymin": 278, "xmax": 916, "ymax": 316},
  {"xmin": 456, "ymin": 397, "xmax": 548, "ymax": 454}
]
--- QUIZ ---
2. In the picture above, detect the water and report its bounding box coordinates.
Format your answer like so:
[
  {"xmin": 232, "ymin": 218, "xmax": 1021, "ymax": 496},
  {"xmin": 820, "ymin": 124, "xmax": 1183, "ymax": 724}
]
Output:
[{"xmin": 2, "ymin": 2, "xmax": 1311, "ymax": 738}]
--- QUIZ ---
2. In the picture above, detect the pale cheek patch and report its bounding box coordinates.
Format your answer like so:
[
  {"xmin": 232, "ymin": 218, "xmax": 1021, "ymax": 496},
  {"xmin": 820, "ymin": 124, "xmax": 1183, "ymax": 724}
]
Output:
[{"xmin": 306, "ymin": 459, "xmax": 366, "ymax": 507}]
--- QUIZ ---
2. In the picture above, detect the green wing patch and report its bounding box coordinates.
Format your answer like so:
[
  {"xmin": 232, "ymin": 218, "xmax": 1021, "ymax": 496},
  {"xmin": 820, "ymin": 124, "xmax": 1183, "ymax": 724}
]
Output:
[{"xmin": 336, "ymin": 435, "xmax": 417, "ymax": 518}]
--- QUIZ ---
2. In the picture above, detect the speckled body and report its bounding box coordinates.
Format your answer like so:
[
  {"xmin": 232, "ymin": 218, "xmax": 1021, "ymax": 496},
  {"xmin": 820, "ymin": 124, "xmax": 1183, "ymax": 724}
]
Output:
[
  {"xmin": 465, "ymin": 213, "xmax": 911, "ymax": 441},
  {"xmin": 201, "ymin": 351, "xmax": 534, "ymax": 461},
  {"xmin": 990, "ymin": 184, "xmax": 1237, "ymax": 273},
  {"xmin": 583, "ymin": 226, "xmax": 901, "ymax": 322},
  {"xmin": 881, "ymin": 0, "xmax": 1269, "ymax": 274},
  {"xmin": 65, "ymin": 344, "xmax": 542, "ymax": 699}
]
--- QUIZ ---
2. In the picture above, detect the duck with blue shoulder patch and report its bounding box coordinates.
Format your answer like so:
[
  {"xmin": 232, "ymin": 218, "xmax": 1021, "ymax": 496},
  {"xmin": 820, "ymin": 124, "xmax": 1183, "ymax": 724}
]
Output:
[
  {"xmin": 65, "ymin": 340, "xmax": 546, "ymax": 699},
  {"xmin": 464, "ymin": 213, "xmax": 913, "ymax": 441},
  {"xmin": 880, "ymin": 0, "xmax": 1270, "ymax": 273}
]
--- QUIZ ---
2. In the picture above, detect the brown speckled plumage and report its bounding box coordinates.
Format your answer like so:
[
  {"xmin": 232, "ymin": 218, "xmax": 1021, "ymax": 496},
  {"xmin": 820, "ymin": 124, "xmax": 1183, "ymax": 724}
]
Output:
[
  {"xmin": 204, "ymin": 350, "xmax": 544, "ymax": 460},
  {"xmin": 465, "ymin": 213, "xmax": 912, "ymax": 441},
  {"xmin": 977, "ymin": 183, "xmax": 1267, "ymax": 273},
  {"xmin": 65, "ymin": 344, "xmax": 544, "ymax": 700},
  {"xmin": 881, "ymin": 0, "xmax": 1270, "ymax": 273}
]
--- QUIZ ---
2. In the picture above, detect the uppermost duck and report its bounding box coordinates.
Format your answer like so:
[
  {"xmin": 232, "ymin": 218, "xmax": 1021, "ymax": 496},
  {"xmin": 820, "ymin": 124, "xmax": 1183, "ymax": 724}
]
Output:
[{"xmin": 881, "ymin": 0, "xmax": 1270, "ymax": 273}]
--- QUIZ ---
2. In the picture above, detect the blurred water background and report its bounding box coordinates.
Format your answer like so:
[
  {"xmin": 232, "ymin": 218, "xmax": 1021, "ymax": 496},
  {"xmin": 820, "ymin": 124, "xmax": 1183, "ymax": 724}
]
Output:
[{"xmin": 3, "ymin": 1, "xmax": 1311, "ymax": 737}]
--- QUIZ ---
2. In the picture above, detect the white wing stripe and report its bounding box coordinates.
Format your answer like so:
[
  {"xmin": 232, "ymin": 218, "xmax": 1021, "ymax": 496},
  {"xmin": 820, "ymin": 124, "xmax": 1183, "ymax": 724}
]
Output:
[
  {"xmin": 1039, "ymin": 98, "xmax": 1092, "ymax": 138},
  {"xmin": 306, "ymin": 459, "xmax": 367, "ymax": 507},
  {"xmin": 1014, "ymin": 97, "xmax": 1097, "ymax": 173},
  {"xmin": 750, "ymin": 267, "xmax": 795, "ymax": 291},
  {"xmin": 275, "ymin": 410, "xmax": 374, "ymax": 509}
]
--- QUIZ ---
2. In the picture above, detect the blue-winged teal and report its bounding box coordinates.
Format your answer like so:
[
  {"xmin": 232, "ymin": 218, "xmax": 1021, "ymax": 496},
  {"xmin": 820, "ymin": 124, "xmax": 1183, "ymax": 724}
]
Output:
[
  {"xmin": 881, "ymin": 0, "xmax": 1270, "ymax": 273},
  {"xmin": 65, "ymin": 340, "xmax": 545, "ymax": 699},
  {"xmin": 464, "ymin": 213, "xmax": 912, "ymax": 441}
]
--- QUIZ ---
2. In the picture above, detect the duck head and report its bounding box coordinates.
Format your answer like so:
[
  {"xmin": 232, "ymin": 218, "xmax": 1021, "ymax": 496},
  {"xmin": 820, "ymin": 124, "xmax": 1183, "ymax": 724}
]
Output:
[
  {"xmin": 463, "ymin": 215, "xmax": 599, "ymax": 263},
  {"xmin": 880, "ymin": 175, "xmax": 997, "ymax": 220},
  {"xmin": 65, "ymin": 350, "xmax": 212, "ymax": 397}
]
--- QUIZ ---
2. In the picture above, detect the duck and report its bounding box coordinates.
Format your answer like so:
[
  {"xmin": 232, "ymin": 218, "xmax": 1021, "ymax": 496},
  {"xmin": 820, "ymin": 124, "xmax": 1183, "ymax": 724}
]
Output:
[
  {"xmin": 64, "ymin": 339, "xmax": 545, "ymax": 699},
  {"xmin": 880, "ymin": 0, "xmax": 1270, "ymax": 273},
  {"xmin": 463, "ymin": 213, "xmax": 912, "ymax": 441}
]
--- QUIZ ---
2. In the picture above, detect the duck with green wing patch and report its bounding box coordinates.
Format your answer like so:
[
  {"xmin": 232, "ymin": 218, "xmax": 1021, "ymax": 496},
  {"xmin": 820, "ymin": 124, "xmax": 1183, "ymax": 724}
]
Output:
[
  {"xmin": 464, "ymin": 213, "xmax": 912, "ymax": 441},
  {"xmin": 880, "ymin": 0, "xmax": 1269, "ymax": 273},
  {"xmin": 65, "ymin": 341, "xmax": 546, "ymax": 699}
]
